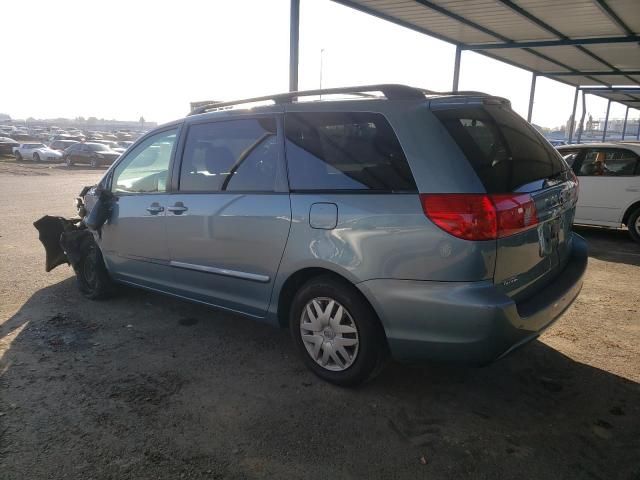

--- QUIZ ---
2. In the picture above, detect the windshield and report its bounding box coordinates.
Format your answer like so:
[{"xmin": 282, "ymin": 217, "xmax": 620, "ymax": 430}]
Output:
[{"xmin": 26, "ymin": 143, "xmax": 44, "ymax": 148}]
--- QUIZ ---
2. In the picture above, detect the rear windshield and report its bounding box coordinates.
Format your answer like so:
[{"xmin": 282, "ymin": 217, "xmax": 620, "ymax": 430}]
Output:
[{"xmin": 434, "ymin": 106, "xmax": 565, "ymax": 193}]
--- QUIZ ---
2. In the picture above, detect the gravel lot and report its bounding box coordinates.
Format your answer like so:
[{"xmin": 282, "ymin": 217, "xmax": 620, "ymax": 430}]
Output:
[{"xmin": 1, "ymin": 157, "xmax": 639, "ymax": 479}]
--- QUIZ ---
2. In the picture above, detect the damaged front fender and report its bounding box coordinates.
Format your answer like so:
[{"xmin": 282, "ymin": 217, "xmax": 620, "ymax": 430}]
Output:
[{"xmin": 34, "ymin": 185, "xmax": 116, "ymax": 273}]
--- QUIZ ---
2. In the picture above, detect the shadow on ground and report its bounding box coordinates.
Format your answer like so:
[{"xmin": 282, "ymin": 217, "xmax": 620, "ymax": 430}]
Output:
[
  {"xmin": 574, "ymin": 225, "xmax": 640, "ymax": 267},
  {"xmin": 1, "ymin": 278, "xmax": 638, "ymax": 479}
]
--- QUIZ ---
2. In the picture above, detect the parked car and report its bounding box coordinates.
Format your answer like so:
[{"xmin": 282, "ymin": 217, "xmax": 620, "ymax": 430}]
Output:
[
  {"xmin": 49, "ymin": 139, "xmax": 79, "ymax": 152},
  {"xmin": 14, "ymin": 143, "xmax": 63, "ymax": 162},
  {"xmin": 34, "ymin": 85, "xmax": 586, "ymax": 386},
  {"xmin": 557, "ymin": 142, "xmax": 640, "ymax": 243},
  {"xmin": 12, "ymin": 131, "xmax": 31, "ymax": 141},
  {"xmin": 0, "ymin": 136, "xmax": 19, "ymax": 155},
  {"xmin": 62, "ymin": 142, "xmax": 121, "ymax": 167},
  {"xmin": 548, "ymin": 139, "xmax": 567, "ymax": 147}
]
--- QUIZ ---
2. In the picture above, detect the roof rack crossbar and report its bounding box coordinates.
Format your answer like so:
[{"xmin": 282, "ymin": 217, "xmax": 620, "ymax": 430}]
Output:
[{"xmin": 188, "ymin": 84, "xmax": 436, "ymax": 115}]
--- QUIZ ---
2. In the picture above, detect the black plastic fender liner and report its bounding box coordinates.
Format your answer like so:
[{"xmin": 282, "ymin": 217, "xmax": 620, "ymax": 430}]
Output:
[{"xmin": 33, "ymin": 216, "xmax": 94, "ymax": 272}]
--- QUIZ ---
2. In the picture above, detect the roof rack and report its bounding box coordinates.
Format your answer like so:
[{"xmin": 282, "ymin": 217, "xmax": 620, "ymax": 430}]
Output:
[{"xmin": 188, "ymin": 84, "xmax": 437, "ymax": 116}]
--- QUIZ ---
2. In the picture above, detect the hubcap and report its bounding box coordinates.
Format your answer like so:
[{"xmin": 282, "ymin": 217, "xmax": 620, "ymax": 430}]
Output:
[
  {"xmin": 635, "ymin": 215, "xmax": 640, "ymax": 234},
  {"xmin": 300, "ymin": 297, "xmax": 359, "ymax": 372}
]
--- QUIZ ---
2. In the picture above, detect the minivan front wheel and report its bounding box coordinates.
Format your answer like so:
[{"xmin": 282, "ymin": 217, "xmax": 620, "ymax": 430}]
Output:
[
  {"xmin": 76, "ymin": 243, "xmax": 114, "ymax": 300},
  {"xmin": 289, "ymin": 276, "xmax": 387, "ymax": 386}
]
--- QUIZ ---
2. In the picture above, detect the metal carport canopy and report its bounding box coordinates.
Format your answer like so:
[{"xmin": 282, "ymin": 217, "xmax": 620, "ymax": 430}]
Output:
[{"xmin": 327, "ymin": 0, "xmax": 640, "ymax": 92}]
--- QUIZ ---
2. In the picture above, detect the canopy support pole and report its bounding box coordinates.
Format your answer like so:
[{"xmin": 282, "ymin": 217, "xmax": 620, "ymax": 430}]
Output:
[
  {"xmin": 568, "ymin": 87, "xmax": 579, "ymax": 143},
  {"xmin": 452, "ymin": 45, "xmax": 461, "ymax": 92},
  {"xmin": 527, "ymin": 73, "xmax": 537, "ymax": 122},
  {"xmin": 602, "ymin": 99, "xmax": 611, "ymax": 142},
  {"xmin": 289, "ymin": 0, "xmax": 300, "ymax": 92},
  {"xmin": 621, "ymin": 106, "xmax": 629, "ymax": 140}
]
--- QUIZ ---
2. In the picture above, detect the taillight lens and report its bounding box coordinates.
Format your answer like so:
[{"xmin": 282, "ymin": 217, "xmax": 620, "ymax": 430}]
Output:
[
  {"xmin": 491, "ymin": 193, "xmax": 539, "ymax": 237},
  {"xmin": 420, "ymin": 193, "xmax": 539, "ymax": 241}
]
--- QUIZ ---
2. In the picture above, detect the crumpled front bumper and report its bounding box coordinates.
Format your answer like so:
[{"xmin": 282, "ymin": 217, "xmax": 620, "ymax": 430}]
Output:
[{"xmin": 33, "ymin": 216, "xmax": 93, "ymax": 272}]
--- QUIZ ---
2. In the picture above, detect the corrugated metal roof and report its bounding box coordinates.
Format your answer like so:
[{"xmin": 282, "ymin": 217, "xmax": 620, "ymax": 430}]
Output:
[{"xmin": 332, "ymin": 0, "xmax": 640, "ymax": 107}]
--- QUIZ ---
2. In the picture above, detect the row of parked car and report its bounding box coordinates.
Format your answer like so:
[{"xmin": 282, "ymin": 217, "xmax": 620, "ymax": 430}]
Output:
[
  {"xmin": 0, "ymin": 125, "xmax": 139, "ymax": 143},
  {"xmin": 0, "ymin": 137, "xmax": 132, "ymax": 167}
]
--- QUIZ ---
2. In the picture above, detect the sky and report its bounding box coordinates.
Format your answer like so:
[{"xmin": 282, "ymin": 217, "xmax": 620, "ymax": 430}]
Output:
[{"xmin": 1, "ymin": 0, "xmax": 637, "ymax": 129}]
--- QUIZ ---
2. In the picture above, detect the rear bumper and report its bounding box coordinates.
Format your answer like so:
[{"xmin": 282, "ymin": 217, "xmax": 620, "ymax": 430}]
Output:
[{"xmin": 357, "ymin": 234, "xmax": 588, "ymax": 364}]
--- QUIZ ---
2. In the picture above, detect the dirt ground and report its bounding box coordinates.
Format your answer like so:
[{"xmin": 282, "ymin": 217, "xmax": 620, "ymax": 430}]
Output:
[{"xmin": 0, "ymin": 156, "xmax": 638, "ymax": 479}]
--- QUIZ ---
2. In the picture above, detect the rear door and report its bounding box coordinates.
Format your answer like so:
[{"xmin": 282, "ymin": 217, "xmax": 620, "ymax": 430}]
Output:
[
  {"xmin": 433, "ymin": 104, "xmax": 577, "ymax": 302},
  {"xmin": 165, "ymin": 115, "xmax": 291, "ymax": 318},
  {"xmin": 572, "ymin": 147, "xmax": 640, "ymax": 226}
]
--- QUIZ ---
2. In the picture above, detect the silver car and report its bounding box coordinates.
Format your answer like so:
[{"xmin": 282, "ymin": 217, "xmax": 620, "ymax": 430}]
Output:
[{"xmin": 35, "ymin": 85, "xmax": 587, "ymax": 386}]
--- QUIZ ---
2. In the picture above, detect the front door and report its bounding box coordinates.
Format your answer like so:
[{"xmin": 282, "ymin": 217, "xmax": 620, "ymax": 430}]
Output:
[
  {"xmin": 99, "ymin": 127, "xmax": 180, "ymax": 290},
  {"xmin": 573, "ymin": 147, "xmax": 640, "ymax": 226},
  {"xmin": 165, "ymin": 116, "xmax": 291, "ymax": 318}
]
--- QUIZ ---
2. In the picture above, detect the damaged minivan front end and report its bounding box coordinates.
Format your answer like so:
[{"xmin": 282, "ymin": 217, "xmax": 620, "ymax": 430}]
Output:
[{"xmin": 34, "ymin": 185, "xmax": 116, "ymax": 298}]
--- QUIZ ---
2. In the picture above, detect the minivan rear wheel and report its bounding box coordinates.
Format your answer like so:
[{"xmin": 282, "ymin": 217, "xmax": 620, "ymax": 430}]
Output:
[
  {"xmin": 289, "ymin": 275, "xmax": 387, "ymax": 386},
  {"xmin": 628, "ymin": 207, "xmax": 640, "ymax": 244}
]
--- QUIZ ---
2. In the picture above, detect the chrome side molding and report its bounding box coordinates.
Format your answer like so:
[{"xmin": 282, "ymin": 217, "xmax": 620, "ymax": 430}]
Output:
[{"xmin": 169, "ymin": 261, "xmax": 270, "ymax": 283}]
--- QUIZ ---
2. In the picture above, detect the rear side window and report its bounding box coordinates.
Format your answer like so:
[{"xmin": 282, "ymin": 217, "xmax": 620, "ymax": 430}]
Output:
[
  {"xmin": 434, "ymin": 106, "xmax": 565, "ymax": 193},
  {"xmin": 578, "ymin": 148, "xmax": 639, "ymax": 176},
  {"xmin": 179, "ymin": 118, "xmax": 278, "ymax": 192},
  {"xmin": 285, "ymin": 112, "xmax": 416, "ymax": 192}
]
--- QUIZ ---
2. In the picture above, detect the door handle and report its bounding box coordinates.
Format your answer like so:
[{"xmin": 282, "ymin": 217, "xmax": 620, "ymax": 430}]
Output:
[
  {"xmin": 167, "ymin": 202, "xmax": 188, "ymax": 214},
  {"xmin": 146, "ymin": 204, "xmax": 164, "ymax": 215}
]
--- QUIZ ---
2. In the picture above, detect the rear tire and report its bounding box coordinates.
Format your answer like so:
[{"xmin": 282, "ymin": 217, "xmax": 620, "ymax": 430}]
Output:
[
  {"xmin": 289, "ymin": 275, "xmax": 387, "ymax": 387},
  {"xmin": 75, "ymin": 243, "xmax": 114, "ymax": 300},
  {"xmin": 628, "ymin": 208, "xmax": 640, "ymax": 244},
  {"xmin": 15, "ymin": 152, "xmax": 22, "ymax": 162},
  {"xmin": 90, "ymin": 156, "xmax": 100, "ymax": 168},
  {"xmin": 65, "ymin": 156, "xmax": 73, "ymax": 166}
]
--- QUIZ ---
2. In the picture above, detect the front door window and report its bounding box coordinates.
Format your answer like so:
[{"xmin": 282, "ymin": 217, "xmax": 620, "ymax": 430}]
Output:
[{"xmin": 111, "ymin": 129, "xmax": 178, "ymax": 194}]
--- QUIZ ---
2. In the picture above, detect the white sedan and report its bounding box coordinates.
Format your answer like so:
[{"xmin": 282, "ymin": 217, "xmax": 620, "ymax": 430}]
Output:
[
  {"xmin": 14, "ymin": 143, "xmax": 63, "ymax": 162},
  {"xmin": 557, "ymin": 142, "xmax": 640, "ymax": 243}
]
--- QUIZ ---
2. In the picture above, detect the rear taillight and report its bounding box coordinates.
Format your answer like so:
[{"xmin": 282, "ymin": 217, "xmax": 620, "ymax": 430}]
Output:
[
  {"xmin": 420, "ymin": 193, "xmax": 539, "ymax": 241},
  {"xmin": 491, "ymin": 193, "xmax": 539, "ymax": 238}
]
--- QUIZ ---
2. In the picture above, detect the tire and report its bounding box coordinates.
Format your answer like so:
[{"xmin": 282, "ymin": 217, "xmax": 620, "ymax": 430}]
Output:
[
  {"xmin": 628, "ymin": 207, "xmax": 640, "ymax": 244},
  {"xmin": 33, "ymin": 153, "xmax": 40, "ymax": 162},
  {"xmin": 15, "ymin": 152, "xmax": 22, "ymax": 162},
  {"xmin": 289, "ymin": 275, "xmax": 388, "ymax": 387},
  {"xmin": 65, "ymin": 155, "xmax": 73, "ymax": 166},
  {"xmin": 75, "ymin": 243, "xmax": 114, "ymax": 300},
  {"xmin": 90, "ymin": 156, "xmax": 100, "ymax": 168}
]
